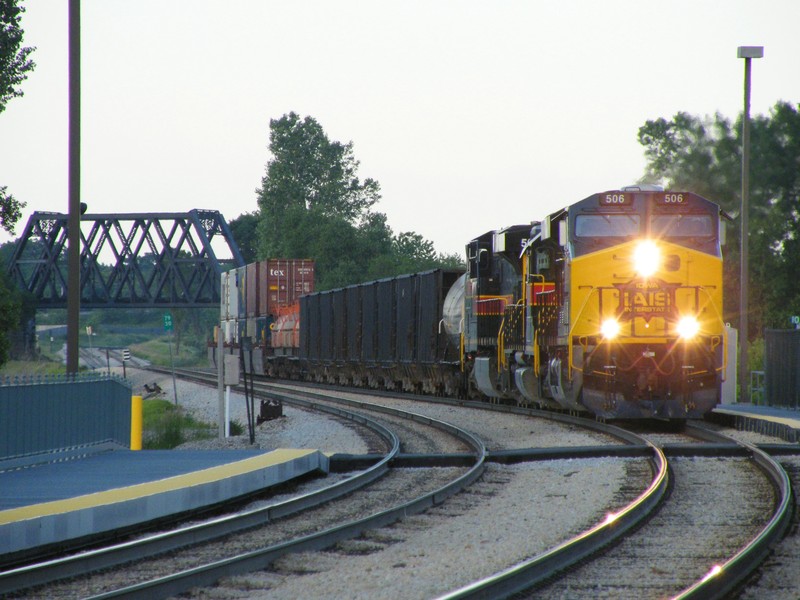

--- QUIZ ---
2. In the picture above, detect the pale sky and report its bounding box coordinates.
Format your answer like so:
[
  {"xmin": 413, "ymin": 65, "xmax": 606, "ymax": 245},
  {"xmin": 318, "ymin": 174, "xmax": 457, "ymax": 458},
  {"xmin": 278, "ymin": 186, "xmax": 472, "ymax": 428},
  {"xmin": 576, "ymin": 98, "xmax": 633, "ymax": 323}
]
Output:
[{"xmin": 1, "ymin": 1, "xmax": 798, "ymax": 259}]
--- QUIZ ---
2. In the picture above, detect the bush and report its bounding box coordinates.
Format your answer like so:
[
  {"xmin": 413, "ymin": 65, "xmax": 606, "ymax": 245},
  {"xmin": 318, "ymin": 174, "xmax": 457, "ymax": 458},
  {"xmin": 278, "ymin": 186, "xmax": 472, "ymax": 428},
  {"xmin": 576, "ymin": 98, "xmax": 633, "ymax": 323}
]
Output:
[{"xmin": 142, "ymin": 399, "xmax": 214, "ymax": 449}]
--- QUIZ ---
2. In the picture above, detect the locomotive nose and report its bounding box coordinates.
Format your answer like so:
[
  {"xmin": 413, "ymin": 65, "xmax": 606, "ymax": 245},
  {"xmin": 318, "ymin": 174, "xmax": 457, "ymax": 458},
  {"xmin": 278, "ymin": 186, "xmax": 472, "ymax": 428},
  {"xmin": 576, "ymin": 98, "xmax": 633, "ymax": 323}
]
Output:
[{"xmin": 633, "ymin": 240, "xmax": 660, "ymax": 277}]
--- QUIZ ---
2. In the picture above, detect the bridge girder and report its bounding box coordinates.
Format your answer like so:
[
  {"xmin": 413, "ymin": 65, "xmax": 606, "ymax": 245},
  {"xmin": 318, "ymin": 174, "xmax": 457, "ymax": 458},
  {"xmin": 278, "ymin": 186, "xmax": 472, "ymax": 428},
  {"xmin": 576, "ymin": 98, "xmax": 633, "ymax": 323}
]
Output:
[{"xmin": 6, "ymin": 209, "xmax": 245, "ymax": 308}]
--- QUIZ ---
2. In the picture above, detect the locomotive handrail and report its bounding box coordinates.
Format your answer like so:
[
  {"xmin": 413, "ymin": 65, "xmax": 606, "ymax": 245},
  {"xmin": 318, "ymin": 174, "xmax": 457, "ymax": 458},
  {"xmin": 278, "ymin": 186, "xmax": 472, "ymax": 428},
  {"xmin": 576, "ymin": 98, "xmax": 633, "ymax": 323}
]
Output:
[
  {"xmin": 694, "ymin": 284, "xmax": 729, "ymax": 382},
  {"xmin": 567, "ymin": 286, "xmax": 603, "ymax": 378}
]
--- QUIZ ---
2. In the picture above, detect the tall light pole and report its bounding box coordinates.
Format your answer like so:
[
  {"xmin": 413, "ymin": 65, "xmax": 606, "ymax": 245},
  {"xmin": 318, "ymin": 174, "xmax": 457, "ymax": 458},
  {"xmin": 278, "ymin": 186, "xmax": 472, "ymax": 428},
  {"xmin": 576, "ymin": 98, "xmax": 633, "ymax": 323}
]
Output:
[
  {"xmin": 737, "ymin": 45, "xmax": 763, "ymax": 403},
  {"xmin": 66, "ymin": 0, "xmax": 81, "ymax": 374}
]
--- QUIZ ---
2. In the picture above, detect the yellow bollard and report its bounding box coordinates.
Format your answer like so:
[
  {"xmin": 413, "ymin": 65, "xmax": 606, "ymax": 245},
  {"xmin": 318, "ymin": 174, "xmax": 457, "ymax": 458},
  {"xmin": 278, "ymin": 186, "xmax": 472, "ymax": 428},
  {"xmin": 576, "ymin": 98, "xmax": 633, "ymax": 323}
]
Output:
[{"xmin": 130, "ymin": 395, "xmax": 143, "ymax": 450}]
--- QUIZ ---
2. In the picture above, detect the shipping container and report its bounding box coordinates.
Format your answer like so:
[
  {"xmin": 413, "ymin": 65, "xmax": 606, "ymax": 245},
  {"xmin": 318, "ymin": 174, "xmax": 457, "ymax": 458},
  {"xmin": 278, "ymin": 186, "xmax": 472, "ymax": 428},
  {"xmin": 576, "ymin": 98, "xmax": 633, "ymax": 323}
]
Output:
[
  {"xmin": 235, "ymin": 266, "xmax": 247, "ymax": 320},
  {"xmin": 220, "ymin": 271, "xmax": 229, "ymax": 320},
  {"xmin": 227, "ymin": 271, "xmax": 239, "ymax": 321},
  {"xmin": 262, "ymin": 259, "xmax": 316, "ymax": 315},
  {"xmin": 245, "ymin": 262, "xmax": 260, "ymax": 318}
]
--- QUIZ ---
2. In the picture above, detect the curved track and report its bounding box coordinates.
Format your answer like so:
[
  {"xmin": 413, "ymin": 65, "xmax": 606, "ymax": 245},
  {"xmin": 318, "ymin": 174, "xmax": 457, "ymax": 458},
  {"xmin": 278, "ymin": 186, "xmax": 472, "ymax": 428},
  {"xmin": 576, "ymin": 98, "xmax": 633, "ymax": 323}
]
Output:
[{"xmin": 4, "ymin": 380, "xmax": 487, "ymax": 599}]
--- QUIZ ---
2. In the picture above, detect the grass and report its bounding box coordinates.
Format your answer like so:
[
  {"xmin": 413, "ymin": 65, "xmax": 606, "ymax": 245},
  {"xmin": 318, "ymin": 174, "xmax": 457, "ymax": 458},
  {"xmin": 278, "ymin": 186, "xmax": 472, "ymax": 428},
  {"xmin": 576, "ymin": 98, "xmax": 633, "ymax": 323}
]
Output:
[
  {"xmin": 32, "ymin": 330, "xmax": 210, "ymax": 370},
  {"xmin": 129, "ymin": 337, "xmax": 209, "ymax": 368},
  {"xmin": 142, "ymin": 398, "xmax": 216, "ymax": 449},
  {"xmin": 0, "ymin": 359, "xmax": 67, "ymax": 378}
]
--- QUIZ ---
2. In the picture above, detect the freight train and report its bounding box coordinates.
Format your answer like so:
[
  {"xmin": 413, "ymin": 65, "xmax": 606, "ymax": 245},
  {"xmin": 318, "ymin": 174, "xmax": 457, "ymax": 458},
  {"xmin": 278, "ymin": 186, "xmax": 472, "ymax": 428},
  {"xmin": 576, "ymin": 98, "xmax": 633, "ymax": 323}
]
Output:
[{"xmin": 213, "ymin": 186, "xmax": 729, "ymax": 420}]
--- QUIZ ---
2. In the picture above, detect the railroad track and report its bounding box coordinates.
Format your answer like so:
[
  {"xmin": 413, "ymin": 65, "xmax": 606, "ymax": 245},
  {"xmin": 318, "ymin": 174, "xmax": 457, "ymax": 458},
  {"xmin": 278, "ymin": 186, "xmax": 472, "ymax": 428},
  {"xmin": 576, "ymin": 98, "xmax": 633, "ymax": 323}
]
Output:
[
  {"xmin": 6, "ymin": 370, "xmax": 794, "ymax": 599},
  {"xmin": 518, "ymin": 423, "xmax": 793, "ymax": 599},
  {"xmin": 190, "ymin": 377, "xmax": 795, "ymax": 599},
  {"xmin": 132, "ymin": 370, "xmax": 671, "ymax": 598},
  {"xmin": 3, "ymin": 379, "xmax": 487, "ymax": 598}
]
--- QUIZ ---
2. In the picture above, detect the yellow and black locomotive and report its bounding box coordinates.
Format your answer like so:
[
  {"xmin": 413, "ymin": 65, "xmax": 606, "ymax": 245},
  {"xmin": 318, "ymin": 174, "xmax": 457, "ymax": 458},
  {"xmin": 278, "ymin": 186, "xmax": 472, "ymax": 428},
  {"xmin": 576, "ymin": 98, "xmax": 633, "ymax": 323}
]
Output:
[{"xmin": 453, "ymin": 186, "xmax": 728, "ymax": 418}]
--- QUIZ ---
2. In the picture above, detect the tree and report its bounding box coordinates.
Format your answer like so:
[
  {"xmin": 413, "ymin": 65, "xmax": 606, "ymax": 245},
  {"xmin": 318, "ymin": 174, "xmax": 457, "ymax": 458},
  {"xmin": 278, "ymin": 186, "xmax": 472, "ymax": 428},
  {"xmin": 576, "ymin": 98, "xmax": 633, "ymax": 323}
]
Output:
[
  {"xmin": 227, "ymin": 212, "xmax": 259, "ymax": 264},
  {"xmin": 0, "ymin": 185, "xmax": 24, "ymax": 234},
  {"xmin": 638, "ymin": 102, "xmax": 800, "ymax": 340},
  {"xmin": 0, "ymin": 0, "xmax": 35, "ymax": 114},
  {"xmin": 256, "ymin": 112, "xmax": 381, "ymax": 261},
  {"xmin": 0, "ymin": 0, "xmax": 34, "ymax": 367},
  {"xmin": 1, "ymin": 0, "xmax": 34, "ymax": 234},
  {"xmin": 254, "ymin": 112, "xmax": 464, "ymax": 289}
]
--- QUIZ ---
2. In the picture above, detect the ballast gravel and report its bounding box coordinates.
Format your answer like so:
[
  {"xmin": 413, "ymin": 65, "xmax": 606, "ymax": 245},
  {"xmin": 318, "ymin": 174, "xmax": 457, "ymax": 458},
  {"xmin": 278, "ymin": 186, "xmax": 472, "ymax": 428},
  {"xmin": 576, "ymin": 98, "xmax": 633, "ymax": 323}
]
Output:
[
  {"xmin": 198, "ymin": 458, "xmax": 642, "ymax": 599},
  {"xmin": 118, "ymin": 370, "xmax": 653, "ymax": 599}
]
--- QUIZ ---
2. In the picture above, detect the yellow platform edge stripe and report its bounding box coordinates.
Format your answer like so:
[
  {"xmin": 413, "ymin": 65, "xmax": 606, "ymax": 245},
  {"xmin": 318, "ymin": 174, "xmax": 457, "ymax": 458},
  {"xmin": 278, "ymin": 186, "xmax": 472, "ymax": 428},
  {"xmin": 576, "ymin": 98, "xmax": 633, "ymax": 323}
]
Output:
[{"xmin": 0, "ymin": 448, "xmax": 323, "ymax": 524}]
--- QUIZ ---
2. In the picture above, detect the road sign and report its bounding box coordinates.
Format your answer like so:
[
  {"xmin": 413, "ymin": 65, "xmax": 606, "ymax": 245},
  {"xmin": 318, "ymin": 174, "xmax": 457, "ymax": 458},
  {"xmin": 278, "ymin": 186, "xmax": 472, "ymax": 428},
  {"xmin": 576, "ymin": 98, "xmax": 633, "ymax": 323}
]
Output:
[
  {"xmin": 122, "ymin": 348, "xmax": 131, "ymax": 361},
  {"xmin": 164, "ymin": 313, "xmax": 173, "ymax": 332}
]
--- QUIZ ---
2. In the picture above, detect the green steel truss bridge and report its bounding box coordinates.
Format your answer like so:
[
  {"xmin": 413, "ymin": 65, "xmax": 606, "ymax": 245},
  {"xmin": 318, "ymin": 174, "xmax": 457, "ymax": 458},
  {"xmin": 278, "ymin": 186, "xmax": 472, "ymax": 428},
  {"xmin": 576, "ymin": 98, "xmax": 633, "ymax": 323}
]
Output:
[{"xmin": 6, "ymin": 209, "xmax": 244, "ymax": 308}]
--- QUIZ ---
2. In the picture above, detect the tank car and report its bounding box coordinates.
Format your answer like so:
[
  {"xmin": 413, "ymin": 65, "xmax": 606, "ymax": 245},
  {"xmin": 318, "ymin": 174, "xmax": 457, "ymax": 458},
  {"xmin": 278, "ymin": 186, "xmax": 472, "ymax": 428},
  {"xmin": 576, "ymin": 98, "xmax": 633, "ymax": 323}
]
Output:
[{"xmin": 456, "ymin": 186, "xmax": 729, "ymax": 418}]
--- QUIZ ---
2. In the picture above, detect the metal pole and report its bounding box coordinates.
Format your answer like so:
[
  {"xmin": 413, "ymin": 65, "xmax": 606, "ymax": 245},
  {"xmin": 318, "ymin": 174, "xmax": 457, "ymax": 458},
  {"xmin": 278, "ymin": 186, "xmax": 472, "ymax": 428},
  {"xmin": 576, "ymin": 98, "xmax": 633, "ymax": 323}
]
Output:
[
  {"xmin": 66, "ymin": 0, "xmax": 81, "ymax": 374},
  {"xmin": 738, "ymin": 56, "xmax": 751, "ymax": 403},
  {"xmin": 218, "ymin": 328, "xmax": 225, "ymax": 439},
  {"xmin": 736, "ymin": 45, "xmax": 762, "ymax": 402},
  {"xmin": 169, "ymin": 327, "xmax": 179, "ymax": 405}
]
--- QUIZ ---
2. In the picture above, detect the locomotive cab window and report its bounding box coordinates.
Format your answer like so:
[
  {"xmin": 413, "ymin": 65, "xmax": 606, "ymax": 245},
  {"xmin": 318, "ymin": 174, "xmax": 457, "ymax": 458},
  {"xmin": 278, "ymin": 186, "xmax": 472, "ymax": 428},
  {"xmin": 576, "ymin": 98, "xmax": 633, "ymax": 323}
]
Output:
[
  {"xmin": 574, "ymin": 214, "xmax": 640, "ymax": 238},
  {"xmin": 651, "ymin": 214, "xmax": 713, "ymax": 238}
]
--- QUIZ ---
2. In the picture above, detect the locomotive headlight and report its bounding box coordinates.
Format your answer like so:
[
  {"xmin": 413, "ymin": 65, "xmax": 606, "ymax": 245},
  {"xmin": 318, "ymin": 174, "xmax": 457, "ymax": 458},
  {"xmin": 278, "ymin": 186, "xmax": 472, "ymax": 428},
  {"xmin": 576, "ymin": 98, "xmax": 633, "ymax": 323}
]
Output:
[
  {"xmin": 601, "ymin": 318, "xmax": 620, "ymax": 339},
  {"xmin": 676, "ymin": 316, "xmax": 700, "ymax": 339},
  {"xmin": 633, "ymin": 240, "xmax": 660, "ymax": 277}
]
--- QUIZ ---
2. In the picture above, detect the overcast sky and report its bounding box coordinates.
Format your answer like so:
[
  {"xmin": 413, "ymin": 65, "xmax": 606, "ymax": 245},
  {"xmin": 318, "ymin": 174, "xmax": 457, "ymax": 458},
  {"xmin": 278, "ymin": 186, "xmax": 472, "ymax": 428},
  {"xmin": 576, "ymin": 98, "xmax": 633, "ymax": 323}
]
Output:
[{"xmin": 1, "ymin": 1, "xmax": 798, "ymax": 259}]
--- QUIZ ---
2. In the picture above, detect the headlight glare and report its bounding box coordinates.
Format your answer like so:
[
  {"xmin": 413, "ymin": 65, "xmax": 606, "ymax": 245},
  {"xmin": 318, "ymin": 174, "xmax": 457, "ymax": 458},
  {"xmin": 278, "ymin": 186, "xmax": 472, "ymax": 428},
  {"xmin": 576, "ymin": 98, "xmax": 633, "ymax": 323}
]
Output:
[
  {"xmin": 601, "ymin": 319, "xmax": 620, "ymax": 339},
  {"xmin": 634, "ymin": 240, "xmax": 660, "ymax": 277},
  {"xmin": 676, "ymin": 316, "xmax": 700, "ymax": 339}
]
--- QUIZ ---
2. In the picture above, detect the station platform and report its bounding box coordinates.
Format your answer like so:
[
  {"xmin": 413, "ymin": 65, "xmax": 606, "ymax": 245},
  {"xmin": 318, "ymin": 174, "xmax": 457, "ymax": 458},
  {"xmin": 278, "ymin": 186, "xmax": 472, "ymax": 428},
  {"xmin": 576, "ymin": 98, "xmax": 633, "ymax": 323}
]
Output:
[
  {"xmin": 0, "ymin": 445, "xmax": 329, "ymax": 559},
  {"xmin": 712, "ymin": 403, "xmax": 800, "ymax": 443}
]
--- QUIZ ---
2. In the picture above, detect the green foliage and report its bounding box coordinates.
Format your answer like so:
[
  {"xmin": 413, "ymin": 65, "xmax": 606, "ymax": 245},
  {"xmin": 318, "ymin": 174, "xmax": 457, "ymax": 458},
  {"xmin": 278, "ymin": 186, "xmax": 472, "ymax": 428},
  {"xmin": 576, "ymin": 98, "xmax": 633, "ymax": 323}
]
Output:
[
  {"xmin": 142, "ymin": 399, "xmax": 214, "ymax": 449},
  {"xmin": 253, "ymin": 112, "xmax": 465, "ymax": 289},
  {"xmin": 749, "ymin": 337, "xmax": 765, "ymax": 373},
  {"xmin": 0, "ymin": 359, "xmax": 63, "ymax": 377},
  {"xmin": 0, "ymin": 273, "xmax": 20, "ymax": 364},
  {"xmin": 227, "ymin": 212, "xmax": 259, "ymax": 264},
  {"xmin": 638, "ymin": 102, "xmax": 800, "ymax": 339},
  {"xmin": 0, "ymin": 185, "xmax": 25, "ymax": 234},
  {"xmin": 0, "ymin": 0, "xmax": 35, "ymax": 114},
  {"xmin": 0, "ymin": 0, "xmax": 34, "ymax": 367}
]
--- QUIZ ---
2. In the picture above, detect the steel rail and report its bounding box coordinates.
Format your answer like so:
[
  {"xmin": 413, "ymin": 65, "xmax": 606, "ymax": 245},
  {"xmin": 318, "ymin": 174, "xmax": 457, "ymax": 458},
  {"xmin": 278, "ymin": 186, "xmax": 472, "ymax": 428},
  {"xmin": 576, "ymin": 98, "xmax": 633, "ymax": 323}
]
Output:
[
  {"xmin": 670, "ymin": 423, "xmax": 794, "ymax": 600},
  {"xmin": 435, "ymin": 425, "xmax": 668, "ymax": 599},
  {"xmin": 0, "ymin": 390, "xmax": 400, "ymax": 596},
  {"xmin": 83, "ymin": 389, "xmax": 488, "ymax": 600}
]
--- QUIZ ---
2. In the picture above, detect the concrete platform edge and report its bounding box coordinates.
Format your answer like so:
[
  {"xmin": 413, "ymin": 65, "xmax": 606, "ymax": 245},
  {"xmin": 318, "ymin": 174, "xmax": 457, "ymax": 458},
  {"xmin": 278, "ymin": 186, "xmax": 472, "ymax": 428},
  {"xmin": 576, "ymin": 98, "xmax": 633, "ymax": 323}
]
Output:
[{"xmin": 0, "ymin": 448, "xmax": 329, "ymax": 556}]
